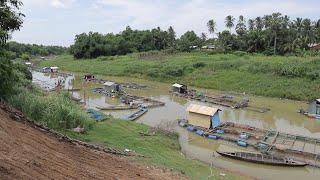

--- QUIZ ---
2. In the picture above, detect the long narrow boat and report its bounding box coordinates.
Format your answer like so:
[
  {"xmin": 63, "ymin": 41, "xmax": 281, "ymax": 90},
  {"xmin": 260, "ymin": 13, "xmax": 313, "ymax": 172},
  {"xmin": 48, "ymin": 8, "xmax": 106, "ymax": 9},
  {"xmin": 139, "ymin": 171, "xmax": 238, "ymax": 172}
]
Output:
[
  {"xmin": 125, "ymin": 108, "xmax": 148, "ymax": 121},
  {"xmin": 216, "ymin": 151, "xmax": 307, "ymax": 167},
  {"xmin": 96, "ymin": 105, "xmax": 139, "ymax": 110}
]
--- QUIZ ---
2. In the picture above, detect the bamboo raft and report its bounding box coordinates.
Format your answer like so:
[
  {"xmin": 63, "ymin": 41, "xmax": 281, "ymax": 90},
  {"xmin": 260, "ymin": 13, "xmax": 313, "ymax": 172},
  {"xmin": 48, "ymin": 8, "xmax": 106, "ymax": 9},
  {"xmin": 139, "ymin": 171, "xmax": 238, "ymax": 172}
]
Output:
[
  {"xmin": 96, "ymin": 105, "xmax": 139, "ymax": 111},
  {"xmin": 171, "ymin": 91, "xmax": 249, "ymax": 109},
  {"xmin": 178, "ymin": 119, "xmax": 320, "ymax": 167},
  {"xmin": 217, "ymin": 151, "xmax": 307, "ymax": 167}
]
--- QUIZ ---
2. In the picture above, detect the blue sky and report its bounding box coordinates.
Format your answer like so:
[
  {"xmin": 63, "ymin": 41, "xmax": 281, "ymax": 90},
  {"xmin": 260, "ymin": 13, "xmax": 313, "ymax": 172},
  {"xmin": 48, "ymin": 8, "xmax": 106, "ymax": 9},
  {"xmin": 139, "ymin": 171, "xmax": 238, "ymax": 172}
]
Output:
[{"xmin": 12, "ymin": 0, "xmax": 320, "ymax": 46}]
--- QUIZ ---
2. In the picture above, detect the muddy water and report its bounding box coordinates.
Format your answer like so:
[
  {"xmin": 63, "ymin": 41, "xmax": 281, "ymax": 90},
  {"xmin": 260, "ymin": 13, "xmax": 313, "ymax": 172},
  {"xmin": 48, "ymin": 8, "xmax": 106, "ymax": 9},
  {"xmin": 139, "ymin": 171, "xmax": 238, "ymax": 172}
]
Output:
[{"xmin": 33, "ymin": 72, "xmax": 320, "ymax": 180}]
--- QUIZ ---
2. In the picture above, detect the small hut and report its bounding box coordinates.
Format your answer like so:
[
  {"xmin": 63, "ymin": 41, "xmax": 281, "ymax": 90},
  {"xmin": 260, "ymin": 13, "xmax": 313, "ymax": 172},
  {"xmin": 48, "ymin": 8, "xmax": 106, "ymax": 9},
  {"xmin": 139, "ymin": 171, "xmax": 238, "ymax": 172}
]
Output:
[
  {"xmin": 50, "ymin": 67, "xmax": 59, "ymax": 73},
  {"xmin": 308, "ymin": 99, "xmax": 320, "ymax": 117},
  {"xmin": 172, "ymin": 83, "xmax": 188, "ymax": 94},
  {"xmin": 42, "ymin": 67, "xmax": 51, "ymax": 73},
  {"xmin": 103, "ymin": 81, "xmax": 121, "ymax": 92},
  {"xmin": 84, "ymin": 74, "xmax": 95, "ymax": 81},
  {"xmin": 187, "ymin": 104, "xmax": 221, "ymax": 129}
]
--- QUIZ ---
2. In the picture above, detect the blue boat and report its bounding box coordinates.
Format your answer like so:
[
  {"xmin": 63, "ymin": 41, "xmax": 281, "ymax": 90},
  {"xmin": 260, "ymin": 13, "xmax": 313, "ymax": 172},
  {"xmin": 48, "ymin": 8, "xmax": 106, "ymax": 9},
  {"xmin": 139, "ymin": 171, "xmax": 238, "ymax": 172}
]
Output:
[
  {"xmin": 87, "ymin": 109, "xmax": 107, "ymax": 122},
  {"xmin": 125, "ymin": 107, "xmax": 148, "ymax": 121}
]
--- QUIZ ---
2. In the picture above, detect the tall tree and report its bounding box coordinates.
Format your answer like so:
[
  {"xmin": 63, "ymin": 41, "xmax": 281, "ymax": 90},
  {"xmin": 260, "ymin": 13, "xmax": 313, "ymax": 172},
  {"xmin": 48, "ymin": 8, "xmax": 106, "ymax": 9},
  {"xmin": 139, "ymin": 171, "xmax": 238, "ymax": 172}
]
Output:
[
  {"xmin": 207, "ymin": 19, "xmax": 216, "ymax": 38},
  {"xmin": 167, "ymin": 26, "xmax": 176, "ymax": 48},
  {"xmin": 0, "ymin": 0, "xmax": 25, "ymax": 99},
  {"xmin": 225, "ymin": 15, "xmax": 235, "ymax": 32},
  {"xmin": 248, "ymin": 19, "xmax": 255, "ymax": 31},
  {"xmin": 255, "ymin": 17, "xmax": 264, "ymax": 30},
  {"xmin": 236, "ymin": 15, "xmax": 247, "ymax": 36}
]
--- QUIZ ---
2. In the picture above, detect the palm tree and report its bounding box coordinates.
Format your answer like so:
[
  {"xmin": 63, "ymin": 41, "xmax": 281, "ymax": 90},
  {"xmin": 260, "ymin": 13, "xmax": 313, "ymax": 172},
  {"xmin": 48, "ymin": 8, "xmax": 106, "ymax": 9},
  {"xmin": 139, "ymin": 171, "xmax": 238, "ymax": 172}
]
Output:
[
  {"xmin": 248, "ymin": 19, "xmax": 255, "ymax": 31},
  {"xmin": 225, "ymin": 15, "xmax": 235, "ymax": 32},
  {"xmin": 207, "ymin": 19, "xmax": 216, "ymax": 38},
  {"xmin": 236, "ymin": 15, "xmax": 246, "ymax": 36},
  {"xmin": 255, "ymin": 17, "xmax": 264, "ymax": 30}
]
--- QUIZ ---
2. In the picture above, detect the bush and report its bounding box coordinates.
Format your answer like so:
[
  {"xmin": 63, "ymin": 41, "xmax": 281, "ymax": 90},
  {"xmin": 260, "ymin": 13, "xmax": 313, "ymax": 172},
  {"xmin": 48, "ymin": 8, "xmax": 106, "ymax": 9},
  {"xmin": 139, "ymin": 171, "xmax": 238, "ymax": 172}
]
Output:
[
  {"xmin": 21, "ymin": 53, "xmax": 30, "ymax": 61},
  {"xmin": 8, "ymin": 89, "xmax": 93, "ymax": 131},
  {"xmin": 193, "ymin": 62, "xmax": 206, "ymax": 68}
]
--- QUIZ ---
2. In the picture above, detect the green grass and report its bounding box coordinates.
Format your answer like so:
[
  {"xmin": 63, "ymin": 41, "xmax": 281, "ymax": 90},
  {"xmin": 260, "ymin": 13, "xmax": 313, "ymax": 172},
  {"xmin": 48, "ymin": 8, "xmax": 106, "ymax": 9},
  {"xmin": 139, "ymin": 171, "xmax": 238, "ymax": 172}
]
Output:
[
  {"xmin": 68, "ymin": 119, "xmax": 243, "ymax": 180},
  {"xmin": 40, "ymin": 52, "xmax": 320, "ymax": 101}
]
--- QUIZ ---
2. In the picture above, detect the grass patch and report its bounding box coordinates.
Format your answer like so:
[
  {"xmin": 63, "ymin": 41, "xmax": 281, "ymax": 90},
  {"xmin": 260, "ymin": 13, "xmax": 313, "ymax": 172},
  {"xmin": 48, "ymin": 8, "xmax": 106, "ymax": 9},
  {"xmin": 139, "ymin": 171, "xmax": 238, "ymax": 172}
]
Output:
[
  {"xmin": 40, "ymin": 52, "xmax": 320, "ymax": 101},
  {"xmin": 8, "ymin": 87, "xmax": 93, "ymax": 131}
]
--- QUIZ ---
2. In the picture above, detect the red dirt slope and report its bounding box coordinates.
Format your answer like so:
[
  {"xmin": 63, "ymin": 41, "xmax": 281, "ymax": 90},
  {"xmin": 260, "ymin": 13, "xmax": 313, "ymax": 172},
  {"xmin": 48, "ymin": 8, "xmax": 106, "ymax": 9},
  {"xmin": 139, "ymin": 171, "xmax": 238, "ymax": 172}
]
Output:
[{"xmin": 0, "ymin": 105, "xmax": 185, "ymax": 180}]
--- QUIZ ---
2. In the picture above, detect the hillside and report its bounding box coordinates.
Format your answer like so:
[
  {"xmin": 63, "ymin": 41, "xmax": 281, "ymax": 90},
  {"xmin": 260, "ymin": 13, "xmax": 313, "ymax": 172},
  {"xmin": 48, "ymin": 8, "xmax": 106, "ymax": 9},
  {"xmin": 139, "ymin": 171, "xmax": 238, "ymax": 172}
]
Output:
[{"xmin": 0, "ymin": 102, "xmax": 185, "ymax": 180}]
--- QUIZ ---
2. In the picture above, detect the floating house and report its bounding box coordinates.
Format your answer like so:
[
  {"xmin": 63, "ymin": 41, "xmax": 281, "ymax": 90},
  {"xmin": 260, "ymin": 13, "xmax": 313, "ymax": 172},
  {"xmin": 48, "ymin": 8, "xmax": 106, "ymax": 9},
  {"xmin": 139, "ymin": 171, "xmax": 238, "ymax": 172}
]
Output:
[
  {"xmin": 172, "ymin": 83, "xmax": 188, "ymax": 94},
  {"xmin": 50, "ymin": 67, "xmax": 59, "ymax": 73},
  {"xmin": 103, "ymin": 81, "xmax": 121, "ymax": 92},
  {"xmin": 84, "ymin": 74, "xmax": 95, "ymax": 81},
  {"xmin": 42, "ymin": 67, "xmax": 51, "ymax": 73},
  {"xmin": 186, "ymin": 104, "xmax": 221, "ymax": 129},
  {"xmin": 308, "ymin": 99, "xmax": 320, "ymax": 118},
  {"xmin": 25, "ymin": 62, "xmax": 32, "ymax": 66}
]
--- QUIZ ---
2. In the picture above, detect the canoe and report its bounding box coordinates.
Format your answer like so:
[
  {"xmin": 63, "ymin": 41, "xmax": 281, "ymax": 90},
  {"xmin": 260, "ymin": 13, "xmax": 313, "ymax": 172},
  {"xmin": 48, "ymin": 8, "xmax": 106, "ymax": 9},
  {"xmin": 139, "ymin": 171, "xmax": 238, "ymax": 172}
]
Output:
[
  {"xmin": 96, "ymin": 106, "xmax": 138, "ymax": 110},
  {"xmin": 216, "ymin": 151, "xmax": 307, "ymax": 167},
  {"xmin": 125, "ymin": 108, "xmax": 148, "ymax": 121}
]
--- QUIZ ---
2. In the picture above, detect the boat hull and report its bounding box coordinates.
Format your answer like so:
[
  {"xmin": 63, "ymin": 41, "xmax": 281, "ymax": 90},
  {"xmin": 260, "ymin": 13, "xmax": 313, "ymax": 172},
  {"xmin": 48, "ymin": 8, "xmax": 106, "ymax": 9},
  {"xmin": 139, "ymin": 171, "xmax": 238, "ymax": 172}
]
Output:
[{"xmin": 216, "ymin": 151, "xmax": 307, "ymax": 167}]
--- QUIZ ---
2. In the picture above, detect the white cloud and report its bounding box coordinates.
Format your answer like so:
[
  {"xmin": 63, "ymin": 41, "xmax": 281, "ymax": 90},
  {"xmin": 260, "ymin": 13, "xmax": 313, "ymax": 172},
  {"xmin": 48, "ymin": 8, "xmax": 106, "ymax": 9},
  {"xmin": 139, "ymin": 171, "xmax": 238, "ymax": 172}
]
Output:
[{"xmin": 13, "ymin": 0, "xmax": 320, "ymax": 46}]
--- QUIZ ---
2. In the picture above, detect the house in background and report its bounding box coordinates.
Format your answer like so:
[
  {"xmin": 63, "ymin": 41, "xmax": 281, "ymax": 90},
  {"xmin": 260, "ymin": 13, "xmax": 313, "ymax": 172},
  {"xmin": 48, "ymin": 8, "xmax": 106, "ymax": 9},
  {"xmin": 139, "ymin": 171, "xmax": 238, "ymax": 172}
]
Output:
[
  {"xmin": 308, "ymin": 99, "xmax": 320, "ymax": 118},
  {"xmin": 84, "ymin": 74, "xmax": 95, "ymax": 81},
  {"xmin": 172, "ymin": 83, "xmax": 188, "ymax": 94},
  {"xmin": 50, "ymin": 67, "xmax": 59, "ymax": 73},
  {"xmin": 103, "ymin": 81, "xmax": 121, "ymax": 92},
  {"xmin": 186, "ymin": 104, "xmax": 221, "ymax": 129}
]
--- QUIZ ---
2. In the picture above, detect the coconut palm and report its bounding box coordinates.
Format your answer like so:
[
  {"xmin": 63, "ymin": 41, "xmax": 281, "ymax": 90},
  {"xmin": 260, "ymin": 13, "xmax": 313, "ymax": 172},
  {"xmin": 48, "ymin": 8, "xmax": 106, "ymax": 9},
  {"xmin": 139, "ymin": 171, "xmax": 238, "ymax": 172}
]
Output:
[
  {"xmin": 248, "ymin": 19, "xmax": 255, "ymax": 31},
  {"xmin": 225, "ymin": 15, "xmax": 235, "ymax": 32},
  {"xmin": 255, "ymin": 17, "xmax": 264, "ymax": 30},
  {"xmin": 207, "ymin": 19, "xmax": 216, "ymax": 38}
]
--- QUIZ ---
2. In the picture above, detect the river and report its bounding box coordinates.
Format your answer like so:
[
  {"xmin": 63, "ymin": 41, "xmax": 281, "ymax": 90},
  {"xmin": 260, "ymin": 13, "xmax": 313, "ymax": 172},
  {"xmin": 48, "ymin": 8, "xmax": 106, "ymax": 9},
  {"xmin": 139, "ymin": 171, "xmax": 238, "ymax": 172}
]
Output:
[{"xmin": 32, "ymin": 71, "xmax": 320, "ymax": 180}]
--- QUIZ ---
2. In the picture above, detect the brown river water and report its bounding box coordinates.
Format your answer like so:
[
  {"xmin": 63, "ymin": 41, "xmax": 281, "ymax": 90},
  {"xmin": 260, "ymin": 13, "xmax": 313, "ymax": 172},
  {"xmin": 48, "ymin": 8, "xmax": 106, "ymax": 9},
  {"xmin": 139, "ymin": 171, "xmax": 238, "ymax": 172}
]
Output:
[{"xmin": 33, "ymin": 71, "xmax": 320, "ymax": 180}]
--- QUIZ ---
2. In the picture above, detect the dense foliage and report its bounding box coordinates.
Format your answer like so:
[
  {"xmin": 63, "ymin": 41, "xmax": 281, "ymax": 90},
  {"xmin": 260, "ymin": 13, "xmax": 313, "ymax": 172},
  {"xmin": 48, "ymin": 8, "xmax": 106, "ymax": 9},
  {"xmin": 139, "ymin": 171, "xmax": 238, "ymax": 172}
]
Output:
[
  {"xmin": 216, "ymin": 13, "xmax": 320, "ymax": 55},
  {"xmin": 71, "ymin": 12, "xmax": 320, "ymax": 59},
  {"xmin": 5, "ymin": 41, "xmax": 67, "ymax": 59},
  {"xmin": 0, "ymin": 0, "xmax": 25, "ymax": 98}
]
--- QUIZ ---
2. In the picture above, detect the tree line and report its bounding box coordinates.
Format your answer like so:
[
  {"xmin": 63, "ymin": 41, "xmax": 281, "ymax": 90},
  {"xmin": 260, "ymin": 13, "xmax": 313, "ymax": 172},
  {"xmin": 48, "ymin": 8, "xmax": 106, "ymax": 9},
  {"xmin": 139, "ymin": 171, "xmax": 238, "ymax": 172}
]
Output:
[
  {"xmin": 5, "ymin": 41, "xmax": 67, "ymax": 60},
  {"xmin": 71, "ymin": 12, "xmax": 320, "ymax": 59},
  {"xmin": 210, "ymin": 13, "xmax": 320, "ymax": 55}
]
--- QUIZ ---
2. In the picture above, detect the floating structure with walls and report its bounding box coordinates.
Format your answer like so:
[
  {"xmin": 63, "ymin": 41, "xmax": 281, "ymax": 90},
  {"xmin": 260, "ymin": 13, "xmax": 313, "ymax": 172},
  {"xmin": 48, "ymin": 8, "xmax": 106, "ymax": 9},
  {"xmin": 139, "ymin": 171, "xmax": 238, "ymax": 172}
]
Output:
[{"xmin": 179, "ymin": 104, "xmax": 320, "ymax": 167}]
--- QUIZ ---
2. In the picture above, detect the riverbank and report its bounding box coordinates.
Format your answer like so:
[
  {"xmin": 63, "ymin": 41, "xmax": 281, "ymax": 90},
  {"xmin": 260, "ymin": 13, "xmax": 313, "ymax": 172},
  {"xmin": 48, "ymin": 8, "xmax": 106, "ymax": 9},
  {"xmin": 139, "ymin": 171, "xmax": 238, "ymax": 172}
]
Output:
[
  {"xmin": 7, "ymin": 86, "xmax": 246, "ymax": 179},
  {"xmin": 40, "ymin": 52, "xmax": 320, "ymax": 101}
]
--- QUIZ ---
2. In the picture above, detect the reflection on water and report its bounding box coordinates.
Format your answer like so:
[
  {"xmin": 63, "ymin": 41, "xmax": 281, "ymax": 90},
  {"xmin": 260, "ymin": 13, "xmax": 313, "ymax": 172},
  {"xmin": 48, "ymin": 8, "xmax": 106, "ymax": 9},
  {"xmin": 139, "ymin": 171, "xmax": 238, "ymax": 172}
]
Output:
[{"xmin": 33, "ymin": 72, "xmax": 320, "ymax": 180}]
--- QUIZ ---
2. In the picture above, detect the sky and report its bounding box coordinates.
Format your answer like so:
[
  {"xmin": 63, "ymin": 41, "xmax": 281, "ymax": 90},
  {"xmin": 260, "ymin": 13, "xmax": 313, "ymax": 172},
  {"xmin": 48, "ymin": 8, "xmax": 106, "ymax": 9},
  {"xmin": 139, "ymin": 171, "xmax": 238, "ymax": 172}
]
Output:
[{"xmin": 12, "ymin": 0, "xmax": 320, "ymax": 46}]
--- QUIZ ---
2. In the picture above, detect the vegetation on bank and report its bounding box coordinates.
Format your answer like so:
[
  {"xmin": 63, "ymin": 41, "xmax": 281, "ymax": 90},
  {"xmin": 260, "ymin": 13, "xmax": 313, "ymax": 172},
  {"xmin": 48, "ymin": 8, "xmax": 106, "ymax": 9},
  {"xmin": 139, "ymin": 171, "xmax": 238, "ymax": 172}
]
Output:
[
  {"xmin": 41, "ymin": 52, "xmax": 320, "ymax": 101},
  {"xmin": 8, "ymin": 88, "xmax": 93, "ymax": 131}
]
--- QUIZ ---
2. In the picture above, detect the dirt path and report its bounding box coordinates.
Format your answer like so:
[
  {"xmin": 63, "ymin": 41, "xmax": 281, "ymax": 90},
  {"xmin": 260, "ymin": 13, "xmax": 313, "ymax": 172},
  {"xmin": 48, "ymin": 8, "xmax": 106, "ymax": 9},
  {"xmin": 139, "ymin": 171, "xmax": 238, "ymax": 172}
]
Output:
[{"xmin": 0, "ymin": 104, "xmax": 186, "ymax": 180}]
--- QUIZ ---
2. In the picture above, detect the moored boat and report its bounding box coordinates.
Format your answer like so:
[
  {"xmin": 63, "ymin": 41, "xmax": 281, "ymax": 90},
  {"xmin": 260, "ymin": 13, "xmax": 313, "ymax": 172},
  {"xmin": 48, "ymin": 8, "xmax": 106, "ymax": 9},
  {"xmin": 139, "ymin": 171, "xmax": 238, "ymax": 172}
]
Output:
[
  {"xmin": 96, "ymin": 105, "xmax": 139, "ymax": 110},
  {"xmin": 216, "ymin": 151, "xmax": 307, "ymax": 167},
  {"xmin": 125, "ymin": 107, "xmax": 148, "ymax": 121}
]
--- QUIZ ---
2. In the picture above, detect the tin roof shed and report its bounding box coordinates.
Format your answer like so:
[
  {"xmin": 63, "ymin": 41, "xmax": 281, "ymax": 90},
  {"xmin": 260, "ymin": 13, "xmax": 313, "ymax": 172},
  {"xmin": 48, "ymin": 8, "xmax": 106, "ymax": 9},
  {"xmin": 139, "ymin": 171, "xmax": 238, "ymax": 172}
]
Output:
[
  {"xmin": 187, "ymin": 104, "xmax": 220, "ymax": 116},
  {"xmin": 103, "ymin": 81, "xmax": 115, "ymax": 86}
]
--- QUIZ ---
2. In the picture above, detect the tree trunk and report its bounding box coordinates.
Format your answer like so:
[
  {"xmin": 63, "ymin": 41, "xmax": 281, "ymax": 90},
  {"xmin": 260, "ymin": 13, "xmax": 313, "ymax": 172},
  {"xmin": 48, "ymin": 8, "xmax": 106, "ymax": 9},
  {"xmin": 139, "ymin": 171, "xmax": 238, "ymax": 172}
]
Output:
[{"xmin": 274, "ymin": 32, "xmax": 277, "ymax": 55}]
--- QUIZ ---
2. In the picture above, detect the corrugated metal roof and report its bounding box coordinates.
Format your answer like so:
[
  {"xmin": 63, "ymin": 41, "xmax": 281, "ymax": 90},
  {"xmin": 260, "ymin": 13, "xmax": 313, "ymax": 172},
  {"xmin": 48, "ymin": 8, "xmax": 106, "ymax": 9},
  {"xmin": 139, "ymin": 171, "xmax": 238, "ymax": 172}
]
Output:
[
  {"xmin": 104, "ymin": 81, "xmax": 115, "ymax": 86},
  {"xmin": 172, "ymin": 83, "xmax": 183, "ymax": 88},
  {"xmin": 187, "ymin": 104, "xmax": 220, "ymax": 116}
]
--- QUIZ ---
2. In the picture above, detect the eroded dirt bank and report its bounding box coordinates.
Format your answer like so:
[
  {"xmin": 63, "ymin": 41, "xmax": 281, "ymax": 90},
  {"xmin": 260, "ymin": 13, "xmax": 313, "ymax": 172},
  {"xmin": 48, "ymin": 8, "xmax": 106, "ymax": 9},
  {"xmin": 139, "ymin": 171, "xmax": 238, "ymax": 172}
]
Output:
[{"xmin": 0, "ymin": 103, "xmax": 185, "ymax": 180}]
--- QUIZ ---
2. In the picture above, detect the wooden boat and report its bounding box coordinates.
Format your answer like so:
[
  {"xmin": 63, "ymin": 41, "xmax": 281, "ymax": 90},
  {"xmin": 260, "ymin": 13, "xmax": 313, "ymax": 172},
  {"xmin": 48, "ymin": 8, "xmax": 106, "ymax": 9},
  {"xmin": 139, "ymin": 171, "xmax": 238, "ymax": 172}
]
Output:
[
  {"xmin": 71, "ymin": 96, "xmax": 81, "ymax": 102},
  {"xmin": 125, "ymin": 108, "xmax": 148, "ymax": 121},
  {"xmin": 96, "ymin": 105, "xmax": 138, "ymax": 110},
  {"xmin": 216, "ymin": 151, "xmax": 307, "ymax": 167}
]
